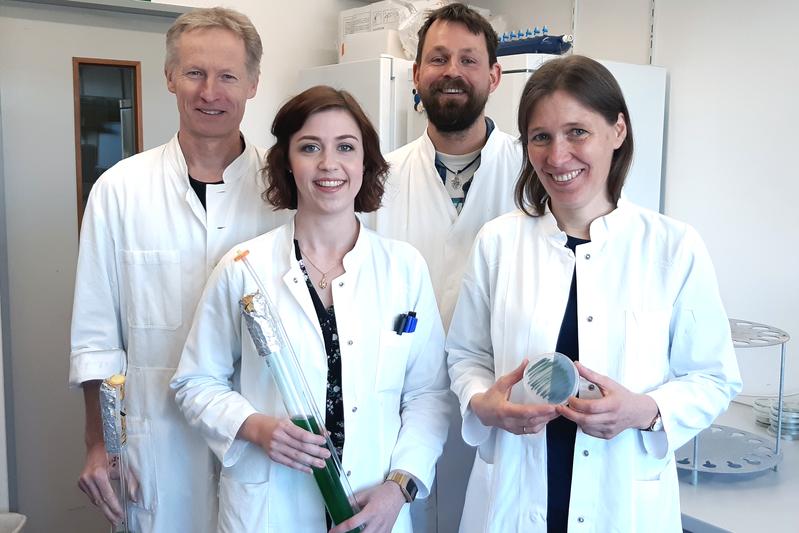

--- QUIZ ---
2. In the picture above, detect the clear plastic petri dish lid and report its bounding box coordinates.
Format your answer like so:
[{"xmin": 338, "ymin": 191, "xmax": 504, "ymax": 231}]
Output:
[
  {"xmin": 523, "ymin": 352, "xmax": 579, "ymax": 405},
  {"xmin": 770, "ymin": 399, "xmax": 799, "ymax": 414},
  {"xmin": 753, "ymin": 397, "xmax": 774, "ymax": 413}
]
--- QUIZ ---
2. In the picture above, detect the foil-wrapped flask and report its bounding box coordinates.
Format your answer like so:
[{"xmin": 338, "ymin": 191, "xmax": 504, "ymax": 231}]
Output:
[
  {"xmin": 241, "ymin": 290, "xmax": 362, "ymax": 532},
  {"xmin": 99, "ymin": 374, "xmax": 131, "ymax": 533}
]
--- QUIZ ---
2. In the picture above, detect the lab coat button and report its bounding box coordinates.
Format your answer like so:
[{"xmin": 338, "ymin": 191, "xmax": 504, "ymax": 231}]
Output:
[
  {"xmin": 583, "ymin": 450, "xmax": 589, "ymax": 456},
  {"xmin": 339, "ymin": 281, "xmax": 344, "ymax": 287},
  {"xmin": 347, "ymin": 340, "xmax": 353, "ymax": 346},
  {"xmin": 293, "ymin": 277, "xmax": 298, "ymax": 283},
  {"xmin": 585, "ymin": 253, "xmax": 591, "ymax": 260},
  {"xmin": 346, "ymin": 470, "xmax": 352, "ymax": 477},
  {"xmin": 577, "ymin": 517, "xmax": 585, "ymax": 523},
  {"xmin": 586, "ymin": 315, "xmax": 593, "ymax": 322},
  {"xmin": 352, "ymin": 406, "xmax": 358, "ymax": 413}
]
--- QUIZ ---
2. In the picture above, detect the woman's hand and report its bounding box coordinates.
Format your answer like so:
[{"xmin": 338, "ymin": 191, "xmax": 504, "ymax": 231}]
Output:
[
  {"xmin": 556, "ymin": 362, "xmax": 659, "ymax": 439},
  {"xmin": 237, "ymin": 413, "xmax": 330, "ymax": 473},
  {"xmin": 328, "ymin": 481, "xmax": 406, "ymax": 533},
  {"xmin": 470, "ymin": 360, "xmax": 559, "ymax": 435}
]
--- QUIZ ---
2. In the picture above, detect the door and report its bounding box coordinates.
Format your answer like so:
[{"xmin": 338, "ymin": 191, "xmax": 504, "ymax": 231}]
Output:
[{"xmin": 0, "ymin": 2, "xmax": 178, "ymax": 530}]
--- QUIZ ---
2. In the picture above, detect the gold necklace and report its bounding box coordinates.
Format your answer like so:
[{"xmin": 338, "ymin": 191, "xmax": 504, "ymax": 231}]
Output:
[{"xmin": 300, "ymin": 250, "xmax": 338, "ymax": 290}]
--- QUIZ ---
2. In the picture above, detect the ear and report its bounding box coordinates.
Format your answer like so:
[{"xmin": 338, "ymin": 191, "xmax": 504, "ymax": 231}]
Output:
[
  {"xmin": 488, "ymin": 61, "xmax": 502, "ymax": 94},
  {"xmin": 612, "ymin": 112, "xmax": 627, "ymax": 149},
  {"xmin": 412, "ymin": 62, "xmax": 420, "ymax": 91},
  {"xmin": 247, "ymin": 75, "xmax": 259, "ymax": 100},
  {"xmin": 165, "ymin": 68, "xmax": 176, "ymax": 94}
]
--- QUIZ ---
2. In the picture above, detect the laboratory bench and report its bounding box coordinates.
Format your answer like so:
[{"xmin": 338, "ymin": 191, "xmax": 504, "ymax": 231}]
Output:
[{"xmin": 680, "ymin": 401, "xmax": 798, "ymax": 533}]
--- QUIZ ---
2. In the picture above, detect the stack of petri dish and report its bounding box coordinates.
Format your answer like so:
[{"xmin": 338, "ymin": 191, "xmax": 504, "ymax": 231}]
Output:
[
  {"xmin": 767, "ymin": 398, "xmax": 799, "ymax": 440},
  {"xmin": 752, "ymin": 397, "xmax": 773, "ymax": 427}
]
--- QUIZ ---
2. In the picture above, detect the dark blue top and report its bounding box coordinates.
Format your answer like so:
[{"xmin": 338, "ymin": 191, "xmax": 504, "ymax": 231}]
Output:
[{"xmin": 546, "ymin": 235, "xmax": 590, "ymax": 532}]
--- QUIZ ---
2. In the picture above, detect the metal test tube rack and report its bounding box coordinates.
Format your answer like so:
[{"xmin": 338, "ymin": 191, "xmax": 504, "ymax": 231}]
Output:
[{"xmin": 676, "ymin": 319, "xmax": 790, "ymax": 484}]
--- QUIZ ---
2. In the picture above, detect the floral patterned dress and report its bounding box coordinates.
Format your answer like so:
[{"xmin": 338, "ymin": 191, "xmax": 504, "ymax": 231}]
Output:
[{"xmin": 293, "ymin": 240, "xmax": 345, "ymax": 460}]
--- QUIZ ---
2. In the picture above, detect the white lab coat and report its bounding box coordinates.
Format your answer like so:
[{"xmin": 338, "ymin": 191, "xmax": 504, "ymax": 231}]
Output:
[
  {"xmin": 171, "ymin": 219, "xmax": 451, "ymax": 533},
  {"xmin": 361, "ymin": 125, "xmax": 522, "ymax": 329},
  {"xmin": 69, "ymin": 134, "xmax": 289, "ymax": 532},
  {"xmin": 447, "ymin": 202, "xmax": 742, "ymax": 533}
]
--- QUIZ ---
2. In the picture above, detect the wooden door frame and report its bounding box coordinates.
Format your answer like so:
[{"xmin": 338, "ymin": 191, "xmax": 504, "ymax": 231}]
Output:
[{"xmin": 72, "ymin": 57, "xmax": 143, "ymax": 226}]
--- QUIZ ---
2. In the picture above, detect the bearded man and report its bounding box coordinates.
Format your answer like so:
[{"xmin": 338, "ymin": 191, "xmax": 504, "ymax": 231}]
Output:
[{"xmin": 360, "ymin": 4, "xmax": 523, "ymax": 532}]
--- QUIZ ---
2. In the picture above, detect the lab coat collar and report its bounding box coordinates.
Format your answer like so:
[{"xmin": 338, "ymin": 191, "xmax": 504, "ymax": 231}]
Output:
[
  {"xmin": 540, "ymin": 198, "xmax": 633, "ymax": 250},
  {"xmin": 587, "ymin": 198, "xmax": 631, "ymax": 247},
  {"xmin": 420, "ymin": 116, "xmax": 502, "ymax": 161},
  {"xmin": 279, "ymin": 213, "xmax": 369, "ymax": 294},
  {"xmin": 165, "ymin": 132, "xmax": 256, "ymax": 186}
]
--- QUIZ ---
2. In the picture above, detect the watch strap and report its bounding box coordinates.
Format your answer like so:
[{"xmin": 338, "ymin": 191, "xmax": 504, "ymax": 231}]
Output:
[
  {"xmin": 645, "ymin": 410, "xmax": 663, "ymax": 432},
  {"xmin": 386, "ymin": 470, "xmax": 418, "ymax": 503}
]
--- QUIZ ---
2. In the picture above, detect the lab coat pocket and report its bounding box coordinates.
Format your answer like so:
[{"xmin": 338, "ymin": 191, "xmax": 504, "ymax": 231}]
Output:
[
  {"xmin": 120, "ymin": 250, "xmax": 182, "ymax": 330},
  {"xmin": 632, "ymin": 458, "xmax": 679, "ymax": 532},
  {"xmin": 623, "ymin": 308, "xmax": 672, "ymax": 393},
  {"xmin": 218, "ymin": 473, "xmax": 269, "ymax": 532},
  {"xmin": 125, "ymin": 416, "xmax": 158, "ymax": 512},
  {"xmin": 218, "ymin": 446, "xmax": 271, "ymax": 532},
  {"xmin": 375, "ymin": 331, "xmax": 413, "ymax": 393}
]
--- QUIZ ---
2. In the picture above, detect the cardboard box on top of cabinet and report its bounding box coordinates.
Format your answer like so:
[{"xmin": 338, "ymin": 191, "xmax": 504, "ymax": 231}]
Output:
[{"xmin": 338, "ymin": 1, "xmax": 406, "ymax": 62}]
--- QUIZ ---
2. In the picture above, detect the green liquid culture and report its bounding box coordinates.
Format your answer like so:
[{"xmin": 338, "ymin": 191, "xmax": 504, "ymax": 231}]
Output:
[{"xmin": 292, "ymin": 416, "xmax": 362, "ymax": 533}]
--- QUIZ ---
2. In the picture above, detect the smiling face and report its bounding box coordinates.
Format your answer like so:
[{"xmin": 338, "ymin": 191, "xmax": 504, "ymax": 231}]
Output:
[
  {"xmin": 288, "ymin": 109, "xmax": 364, "ymax": 218},
  {"xmin": 166, "ymin": 27, "xmax": 257, "ymax": 143},
  {"xmin": 413, "ymin": 20, "xmax": 500, "ymax": 133},
  {"xmin": 526, "ymin": 90, "xmax": 626, "ymax": 219}
]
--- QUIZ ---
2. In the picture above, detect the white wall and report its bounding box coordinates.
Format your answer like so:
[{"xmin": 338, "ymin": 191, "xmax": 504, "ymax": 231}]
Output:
[
  {"xmin": 160, "ymin": 0, "xmax": 364, "ymax": 147},
  {"xmin": 654, "ymin": 0, "xmax": 799, "ymax": 397},
  {"xmin": 573, "ymin": 0, "xmax": 651, "ymax": 64},
  {"xmin": 482, "ymin": 0, "xmax": 574, "ymax": 35}
]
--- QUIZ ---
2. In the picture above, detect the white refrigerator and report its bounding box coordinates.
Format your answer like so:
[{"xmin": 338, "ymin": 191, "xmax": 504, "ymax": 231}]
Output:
[
  {"xmin": 299, "ymin": 53, "xmax": 667, "ymax": 212},
  {"xmin": 298, "ymin": 54, "xmax": 416, "ymax": 153}
]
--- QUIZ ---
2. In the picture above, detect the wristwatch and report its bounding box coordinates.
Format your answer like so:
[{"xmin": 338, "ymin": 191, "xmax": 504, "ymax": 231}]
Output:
[
  {"xmin": 644, "ymin": 410, "xmax": 663, "ymax": 432},
  {"xmin": 386, "ymin": 470, "xmax": 418, "ymax": 503}
]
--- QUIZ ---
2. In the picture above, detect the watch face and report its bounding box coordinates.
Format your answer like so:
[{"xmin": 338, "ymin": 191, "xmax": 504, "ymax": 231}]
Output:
[{"xmin": 406, "ymin": 477, "xmax": 418, "ymax": 500}]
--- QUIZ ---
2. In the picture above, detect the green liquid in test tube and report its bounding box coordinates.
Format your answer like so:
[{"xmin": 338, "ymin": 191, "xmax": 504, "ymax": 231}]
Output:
[{"xmin": 291, "ymin": 416, "xmax": 362, "ymax": 532}]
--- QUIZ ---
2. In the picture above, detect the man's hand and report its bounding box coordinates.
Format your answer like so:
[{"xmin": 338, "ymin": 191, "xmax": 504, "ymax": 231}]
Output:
[
  {"xmin": 328, "ymin": 481, "xmax": 406, "ymax": 533},
  {"xmin": 78, "ymin": 381, "xmax": 124, "ymax": 524},
  {"xmin": 469, "ymin": 360, "xmax": 559, "ymax": 435},
  {"xmin": 556, "ymin": 362, "xmax": 660, "ymax": 439},
  {"xmin": 78, "ymin": 438, "xmax": 123, "ymax": 524},
  {"xmin": 238, "ymin": 414, "xmax": 330, "ymax": 474}
]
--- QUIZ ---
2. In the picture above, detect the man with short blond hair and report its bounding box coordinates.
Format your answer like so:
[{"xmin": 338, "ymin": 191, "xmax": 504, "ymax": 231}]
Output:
[{"xmin": 70, "ymin": 7, "xmax": 287, "ymax": 531}]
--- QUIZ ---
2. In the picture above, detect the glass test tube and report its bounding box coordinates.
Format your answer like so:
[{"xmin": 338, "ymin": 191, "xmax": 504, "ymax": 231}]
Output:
[
  {"xmin": 99, "ymin": 374, "xmax": 131, "ymax": 533},
  {"xmin": 236, "ymin": 250, "xmax": 362, "ymax": 531}
]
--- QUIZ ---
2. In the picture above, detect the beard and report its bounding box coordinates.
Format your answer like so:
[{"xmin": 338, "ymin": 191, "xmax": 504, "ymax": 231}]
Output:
[{"xmin": 419, "ymin": 77, "xmax": 489, "ymax": 133}]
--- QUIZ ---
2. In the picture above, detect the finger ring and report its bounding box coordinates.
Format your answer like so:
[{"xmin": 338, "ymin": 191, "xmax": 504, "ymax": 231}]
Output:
[{"xmin": 522, "ymin": 426, "xmax": 527, "ymax": 434}]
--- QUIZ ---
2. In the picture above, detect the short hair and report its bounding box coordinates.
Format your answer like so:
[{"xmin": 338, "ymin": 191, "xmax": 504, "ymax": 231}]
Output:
[
  {"xmin": 416, "ymin": 3, "xmax": 499, "ymax": 66},
  {"xmin": 165, "ymin": 7, "xmax": 262, "ymax": 79},
  {"xmin": 264, "ymin": 86, "xmax": 388, "ymax": 213},
  {"xmin": 515, "ymin": 55, "xmax": 634, "ymax": 217}
]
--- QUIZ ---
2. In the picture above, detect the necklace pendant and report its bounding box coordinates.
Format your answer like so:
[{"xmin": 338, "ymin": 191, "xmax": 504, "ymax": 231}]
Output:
[
  {"xmin": 318, "ymin": 275, "xmax": 328, "ymax": 290},
  {"xmin": 451, "ymin": 175, "xmax": 461, "ymax": 189}
]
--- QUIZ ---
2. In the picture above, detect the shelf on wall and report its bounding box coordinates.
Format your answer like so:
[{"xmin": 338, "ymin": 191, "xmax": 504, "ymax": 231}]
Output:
[{"xmin": 11, "ymin": 0, "xmax": 191, "ymax": 18}]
